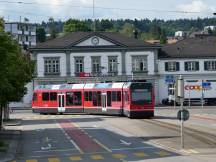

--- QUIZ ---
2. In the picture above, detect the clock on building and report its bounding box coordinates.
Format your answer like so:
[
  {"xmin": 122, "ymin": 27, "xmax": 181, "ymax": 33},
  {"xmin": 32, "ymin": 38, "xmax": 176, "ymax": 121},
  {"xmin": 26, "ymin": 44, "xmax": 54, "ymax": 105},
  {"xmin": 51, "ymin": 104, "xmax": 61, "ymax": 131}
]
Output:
[{"xmin": 91, "ymin": 36, "xmax": 99, "ymax": 45}]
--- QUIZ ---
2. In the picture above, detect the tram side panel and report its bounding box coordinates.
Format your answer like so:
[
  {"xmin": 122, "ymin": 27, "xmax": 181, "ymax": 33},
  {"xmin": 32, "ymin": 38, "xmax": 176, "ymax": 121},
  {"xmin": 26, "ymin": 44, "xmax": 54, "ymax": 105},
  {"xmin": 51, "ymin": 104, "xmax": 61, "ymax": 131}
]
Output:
[
  {"xmin": 64, "ymin": 90, "xmax": 84, "ymax": 113},
  {"xmin": 83, "ymin": 89, "xmax": 123, "ymax": 115},
  {"xmin": 32, "ymin": 90, "xmax": 84, "ymax": 114},
  {"xmin": 32, "ymin": 91, "xmax": 59, "ymax": 114}
]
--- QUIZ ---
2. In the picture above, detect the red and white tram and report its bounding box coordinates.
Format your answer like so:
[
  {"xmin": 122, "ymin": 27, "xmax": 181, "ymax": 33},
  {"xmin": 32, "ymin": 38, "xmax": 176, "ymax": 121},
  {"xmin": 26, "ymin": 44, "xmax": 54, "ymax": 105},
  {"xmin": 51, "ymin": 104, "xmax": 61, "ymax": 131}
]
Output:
[{"xmin": 32, "ymin": 82, "xmax": 154, "ymax": 118}]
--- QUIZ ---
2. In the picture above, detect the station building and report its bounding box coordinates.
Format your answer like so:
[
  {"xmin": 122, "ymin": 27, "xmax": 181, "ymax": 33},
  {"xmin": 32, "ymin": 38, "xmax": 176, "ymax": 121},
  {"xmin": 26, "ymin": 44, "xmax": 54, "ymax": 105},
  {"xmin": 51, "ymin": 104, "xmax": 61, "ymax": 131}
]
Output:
[
  {"xmin": 30, "ymin": 32, "xmax": 161, "ymax": 103},
  {"xmin": 29, "ymin": 32, "xmax": 216, "ymax": 106}
]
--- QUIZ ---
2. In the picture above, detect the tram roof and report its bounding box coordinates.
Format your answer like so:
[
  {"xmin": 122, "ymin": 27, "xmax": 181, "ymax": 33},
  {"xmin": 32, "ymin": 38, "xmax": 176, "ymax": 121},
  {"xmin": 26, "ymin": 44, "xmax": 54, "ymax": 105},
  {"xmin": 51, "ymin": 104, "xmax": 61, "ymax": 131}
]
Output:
[
  {"xmin": 84, "ymin": 82, "xmax": 125, "ymax": 89},
  {"xmin": 34, "ymin": 82, "xmax": 125, "ymax": 90}
]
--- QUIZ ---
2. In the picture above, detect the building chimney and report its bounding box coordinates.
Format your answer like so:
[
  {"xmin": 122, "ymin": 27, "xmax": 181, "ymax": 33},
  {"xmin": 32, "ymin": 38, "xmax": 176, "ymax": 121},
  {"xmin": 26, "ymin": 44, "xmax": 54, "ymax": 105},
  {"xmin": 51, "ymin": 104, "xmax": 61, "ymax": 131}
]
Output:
[{"xmin": 133, "ymin": 29, "xmax": 138, "ymax": 39}]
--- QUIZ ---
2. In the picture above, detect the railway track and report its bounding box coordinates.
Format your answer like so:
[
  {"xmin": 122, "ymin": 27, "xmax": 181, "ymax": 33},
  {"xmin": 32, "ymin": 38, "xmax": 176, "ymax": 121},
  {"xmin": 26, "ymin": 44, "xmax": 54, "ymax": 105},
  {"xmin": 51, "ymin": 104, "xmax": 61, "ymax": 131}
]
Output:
[{"xmin": 142, "ymin": 119, "xmax": 216, "ymax": 147}]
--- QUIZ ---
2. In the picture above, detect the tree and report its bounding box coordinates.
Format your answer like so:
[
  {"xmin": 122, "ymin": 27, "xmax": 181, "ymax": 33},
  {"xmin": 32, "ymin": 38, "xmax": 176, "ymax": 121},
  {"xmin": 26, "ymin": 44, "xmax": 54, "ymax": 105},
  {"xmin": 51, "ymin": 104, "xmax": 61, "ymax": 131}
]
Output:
[
  {"xmin": 149, "ymin": 25, "xmax": 161, "ymax": 39},
  {"xmin": 0, "ymin": 32, "xmax": 34, "ymax": 129},
  {"xmin": 160, "ymin": 29, "xmax": 167, "ymax": 44},
  {"xmin": 64, "ymin": 19, "xmax": 89, "ymax": 33},
  {"xmin": 48, "ymin": 17, "xmax": 57, "ymax": 39},
  {"xmin": 0, "ymin": 17, "xmax": 4, "ymax": 32},
  {"xmin": 100, "ymin": 19, "xmax": 113, "ymax": 31},
  {"xmin": 36, "ymin": 27, "xmax": 46, "ymax": 43},
  {"xmin": 119, "ymin": 23, "xmax": 135, "ymax": 38},
  {"xmin": 207, "ymin": 28, "xmax": 213, "ymax": 35},
  {"xmin": 24, "ymin": 17, "xmax": 29, "ymax": 23}
]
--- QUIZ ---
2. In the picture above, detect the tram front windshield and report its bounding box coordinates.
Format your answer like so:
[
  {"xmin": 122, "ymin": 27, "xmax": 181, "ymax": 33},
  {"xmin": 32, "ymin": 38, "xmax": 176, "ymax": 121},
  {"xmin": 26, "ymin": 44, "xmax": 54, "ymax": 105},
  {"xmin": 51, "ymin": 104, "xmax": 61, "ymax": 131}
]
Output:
[{"xmin": 131, "ymin": 88, "xmax": 152, "ymax": 105}]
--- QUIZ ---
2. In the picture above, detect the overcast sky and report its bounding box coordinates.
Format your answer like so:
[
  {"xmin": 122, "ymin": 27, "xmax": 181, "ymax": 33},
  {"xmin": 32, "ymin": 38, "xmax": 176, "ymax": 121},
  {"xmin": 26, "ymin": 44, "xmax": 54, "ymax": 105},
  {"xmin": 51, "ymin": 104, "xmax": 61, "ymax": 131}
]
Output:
[{"xmin": 0, "ymin": 0, "xmax": 216, "ymax": 23}]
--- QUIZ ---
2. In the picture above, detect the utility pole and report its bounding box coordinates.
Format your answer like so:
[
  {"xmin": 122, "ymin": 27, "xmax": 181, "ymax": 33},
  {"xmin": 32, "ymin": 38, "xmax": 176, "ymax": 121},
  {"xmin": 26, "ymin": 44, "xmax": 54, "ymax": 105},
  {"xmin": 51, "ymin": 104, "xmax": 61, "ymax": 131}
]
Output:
[
  {"xmin": 93, "ymin": 0, "xmax": 96, "ymax": 32},
  {"xmin": 177, "ymin": 75, "xmax": 185, "ymax": 148}
]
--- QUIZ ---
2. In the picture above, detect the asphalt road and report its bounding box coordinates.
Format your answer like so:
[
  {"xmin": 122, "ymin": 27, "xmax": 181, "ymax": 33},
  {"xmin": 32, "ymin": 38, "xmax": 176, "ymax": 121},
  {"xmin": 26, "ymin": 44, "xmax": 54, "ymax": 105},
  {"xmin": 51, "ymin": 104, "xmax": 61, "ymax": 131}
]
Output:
[{"xmin": 10, "ymin": 109, "xmax": 216, "ymax": 162}]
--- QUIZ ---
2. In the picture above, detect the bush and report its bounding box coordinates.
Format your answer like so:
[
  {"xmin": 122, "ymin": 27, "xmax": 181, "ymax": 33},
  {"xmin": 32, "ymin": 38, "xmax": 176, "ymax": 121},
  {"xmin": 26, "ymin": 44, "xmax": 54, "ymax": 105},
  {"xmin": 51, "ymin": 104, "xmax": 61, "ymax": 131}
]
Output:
[{"xmin": 0, "ymin": 140, "xmax": 8, "ymax": 152}]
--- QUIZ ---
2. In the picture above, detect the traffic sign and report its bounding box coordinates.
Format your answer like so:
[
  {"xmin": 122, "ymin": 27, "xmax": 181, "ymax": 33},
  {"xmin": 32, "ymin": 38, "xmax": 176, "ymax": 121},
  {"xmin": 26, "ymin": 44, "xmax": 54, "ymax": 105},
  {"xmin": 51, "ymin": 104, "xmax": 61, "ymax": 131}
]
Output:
[
  {"xmin": 165, "ymin": 75, "xmax": 175, "ymax": 84},
  {"xmin": 177, "ymin": 109, "xmax": 190, "ymax": 121},
  {"xmin": 202, "ymin": 82, "xmax": 211, "ymax": 87}
]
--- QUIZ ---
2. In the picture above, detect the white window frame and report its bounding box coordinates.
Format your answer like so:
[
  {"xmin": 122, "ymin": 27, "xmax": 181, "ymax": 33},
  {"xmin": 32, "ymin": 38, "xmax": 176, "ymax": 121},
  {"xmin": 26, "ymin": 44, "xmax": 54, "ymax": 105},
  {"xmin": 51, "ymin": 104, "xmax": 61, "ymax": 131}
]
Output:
[
  {"xmin": 132, "ymin": 56, "xmax": 148, "ymax": 72},
  {"xmin": 167, "ymin": 62, "xmax": 177, "ymax": 72},
  {"xmin": 92, "ymin": 57, "xmax": 101, "ymax": 73},
  {"xmin": 108, "ymin": 56, "xmax": 118, "ymax": 73},
  {"xmin": 44, "ymin": 57, "xmax": 60, "ymax": 75},
  {"xmin": 75, "ymin": 57, "xmax": 84, "ymax": 73},
  {"xmin": 186, "ymin": 61, "xmax": 197, "ymax": 71},
  {"xmin": 206, "ymin": 61, "xmax": 216, "ymax": 71}
]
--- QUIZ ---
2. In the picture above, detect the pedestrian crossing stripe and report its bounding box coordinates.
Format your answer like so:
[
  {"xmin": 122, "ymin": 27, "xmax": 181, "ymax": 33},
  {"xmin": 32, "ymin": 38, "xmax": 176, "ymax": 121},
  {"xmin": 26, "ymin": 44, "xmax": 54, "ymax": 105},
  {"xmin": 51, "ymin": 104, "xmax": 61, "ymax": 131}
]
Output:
[
  {"xmin": 156, "ymin": 151, "xmax": 170, "ymax": 156},
  {"xmin": 48, "ymin": 158, "xmax": 60, "ymax": 162},
  {"xmin": 69, "ymin": 156, "xmax": 82, "ymax": 161},
  {"xmin": 18, "ymin": 150, "xmax": 175, "ymax": 162},
  {"xmin": 26, "ymin": 160, "xmax": 37, "ymax": 162},
  {"xmin": 133, "ymin": 152, "xmax": 148, "ymax": 157},
  {"xmin": 112, "ymin": 153, "xmax": 126, "ymax": 159},
  {"xmin": 181, "ymin": 149, "xmax": 199, "ymax": 154},
  {"xmin": 90, "ymin": 155, "xmax": 104, "ymax": 160}
]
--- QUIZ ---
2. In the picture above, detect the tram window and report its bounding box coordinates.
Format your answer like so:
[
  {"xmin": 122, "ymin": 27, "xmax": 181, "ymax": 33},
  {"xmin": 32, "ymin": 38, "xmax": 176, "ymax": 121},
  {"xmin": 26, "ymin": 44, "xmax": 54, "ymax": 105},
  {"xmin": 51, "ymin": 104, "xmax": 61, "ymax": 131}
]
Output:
[
  {"xmin": 112, "ymin": 91, "xmax": 117, "ymax": 101},
  {"xmin": 50, "ymin": 92, "xmax": 57, "ymax": 101},
  {"xmin": 66, "ymin": 92, "xmax": 73, "ymax": 106},
  {"xmin": 74, "ymin": 92, "xmax": 82, "ymax": 106},
  {"xmin": 42, "ymin": 92, "xmax": 49, "ymax": 101},
  {"xmin": 89, "ymin": 92, "xmax": 92, "ymax": 101},
  {"xmin": 117, "ymin": 91, "xmax": 121, "ymax": 101},
  {"xmin": 97, "ymin": 91, "xmax": 101, "ymax": 106},
  {"xmin": 93, "ymin": 92, "xmax": 98, "ymax": 106},
  {"xmin": 107, "ymin": 91, "xmax": 112, "ymax": 106},
  {"xmin": 66, "ymin": 92, "xmax": 82, "ymax": 106},
  {"xmin": 84, "ymin": 92, "xmax": 89, "ymax": 101},
  {"xmin": 33, "ymin": 93, "xmax": 37, "ymax": 101}
]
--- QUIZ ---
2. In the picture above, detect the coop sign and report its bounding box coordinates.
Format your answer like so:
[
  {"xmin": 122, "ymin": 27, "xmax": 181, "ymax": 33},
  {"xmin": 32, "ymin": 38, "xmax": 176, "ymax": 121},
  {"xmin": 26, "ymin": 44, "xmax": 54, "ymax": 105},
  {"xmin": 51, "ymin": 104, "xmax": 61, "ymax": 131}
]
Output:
[{"xmin": 185, "ymin": 84, "xmax": 212, "ymax": 91}]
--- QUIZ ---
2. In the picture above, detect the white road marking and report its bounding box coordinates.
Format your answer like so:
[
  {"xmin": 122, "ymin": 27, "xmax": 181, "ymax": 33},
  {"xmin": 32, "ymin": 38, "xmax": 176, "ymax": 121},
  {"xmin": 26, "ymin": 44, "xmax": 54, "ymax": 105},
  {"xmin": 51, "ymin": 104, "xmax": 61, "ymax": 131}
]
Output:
[
  {"xmin": 111, "ymin": 146, "xmax": 155, "ymax": 151},
  {"xmin": 56, "ymin": 122, "xmax": 84, "ymax": 154},
  {"xmin": 36, "ymin": 129, "xmax": 44, "ymax": 132},
  {"xmin": 120, "ymin": 139, "xmax": 131, "ymax": 146},
  {"xmin": 93, "ymin": 139, "xmax": 112, "ymax": 152},
  {"xmin": 34, "ymin": 148, "xmax": 77, "ymax": 153},
  {"xmin": 41, "ymin": 144, "xmax": 52, "ymax": 150}
]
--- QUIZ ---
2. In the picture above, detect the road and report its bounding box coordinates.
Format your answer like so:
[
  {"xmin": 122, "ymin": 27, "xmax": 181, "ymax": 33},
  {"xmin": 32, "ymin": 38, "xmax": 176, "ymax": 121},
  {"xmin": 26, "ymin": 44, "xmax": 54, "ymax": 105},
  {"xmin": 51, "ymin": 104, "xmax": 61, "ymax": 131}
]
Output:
[{"xmin": 9, "ymin": 109, "xmax": 216, "ymax": 162}]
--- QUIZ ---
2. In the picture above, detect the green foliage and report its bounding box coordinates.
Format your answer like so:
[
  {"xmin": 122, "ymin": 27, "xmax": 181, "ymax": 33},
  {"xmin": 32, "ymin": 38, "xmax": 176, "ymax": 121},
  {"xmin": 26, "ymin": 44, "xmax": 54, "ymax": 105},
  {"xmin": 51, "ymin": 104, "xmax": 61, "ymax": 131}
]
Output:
[
  {"xmin": 140, "ymin": 25, "xmax": 167, "ymax": 44},
  {"xmin": 64, "ymin": 19, "xmax": 90, "ymax": 33},
  {"xmin": 0, "ymin": 17, "xmax": 4, "ymax": 32},
  {"xmin": 39, "ymin": 17, "xmax": 216, "ymax": 41},
  {"xmin": 100, "ymin": 19, "xmax": 113, "ymax": 31},
  {"xmin": 24, "ymin": 17, "xmax": 29, "ymax": 22},
  {"xmin": 160, "ymin": 29, "xmax": 167, "ymax": 44},
  {"xmin": 36, "ymin": 27, "xmax": 46, "ymax": 43},
  {"xmin": 0, "ymin": 140, "xmax": 8, "ymax": 152},
  {"xmin": 0, "ymin": 32, "xmax": 34, "ymax": 106},
  {"xmin": 119, "ymin": 23, "xmax": 135, "ymax": 37},
  {"xmin": 48, "ymin": 17, "xmax": 57, "ymax": 39},
  {"xmin": 0, "ymin": 32, "xmax": 34, "ymax": 129}
]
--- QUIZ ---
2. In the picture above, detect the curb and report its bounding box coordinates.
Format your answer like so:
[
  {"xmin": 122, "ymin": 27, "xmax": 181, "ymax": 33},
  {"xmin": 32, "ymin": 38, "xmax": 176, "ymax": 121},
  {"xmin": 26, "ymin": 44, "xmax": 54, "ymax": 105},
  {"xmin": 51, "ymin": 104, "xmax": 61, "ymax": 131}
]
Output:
[{"xmin": 4, "ymin": 120, "xmax": 22, "ymax": 126}]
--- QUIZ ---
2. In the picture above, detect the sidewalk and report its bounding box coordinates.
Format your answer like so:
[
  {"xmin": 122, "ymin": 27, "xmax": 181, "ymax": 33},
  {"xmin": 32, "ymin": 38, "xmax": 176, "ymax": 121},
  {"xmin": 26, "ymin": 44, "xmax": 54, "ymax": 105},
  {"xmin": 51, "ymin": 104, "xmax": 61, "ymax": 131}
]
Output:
[
  {"xmin": 154, "ymin": 108, "xmax": 216, "ymax": 136},
  {"xmin": 0, "ymin": 119, "xmax": 22, "ymax": 162}
]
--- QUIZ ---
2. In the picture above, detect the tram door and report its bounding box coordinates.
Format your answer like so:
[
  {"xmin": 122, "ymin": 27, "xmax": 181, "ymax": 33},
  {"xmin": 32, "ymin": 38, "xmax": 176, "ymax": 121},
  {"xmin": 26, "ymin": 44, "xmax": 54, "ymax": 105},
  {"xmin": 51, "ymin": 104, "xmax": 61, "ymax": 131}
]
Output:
[
  {"xmin": 58, "ymin": 94, "xmax": 65, "ymax": 113},
  {"xmin": 101, "ymin": 93, "xmax": 107, "ymax": 112}
]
